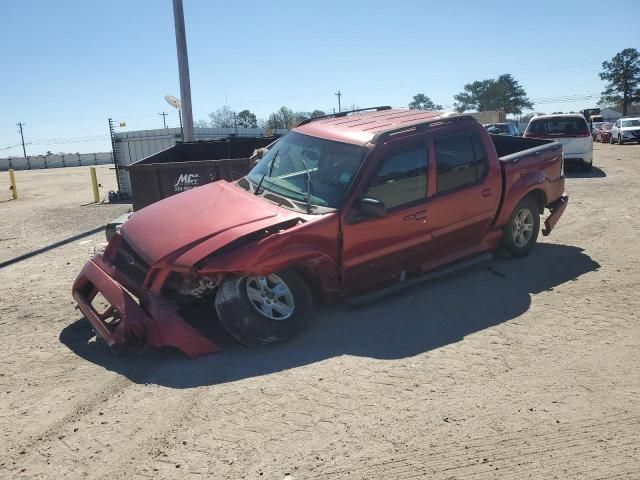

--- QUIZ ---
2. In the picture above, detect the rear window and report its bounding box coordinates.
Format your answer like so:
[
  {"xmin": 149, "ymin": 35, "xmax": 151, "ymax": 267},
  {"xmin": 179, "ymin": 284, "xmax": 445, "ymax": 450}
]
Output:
[{"xmin": 527, "ymin": 117, "xmax": 589, "ymax": 136}]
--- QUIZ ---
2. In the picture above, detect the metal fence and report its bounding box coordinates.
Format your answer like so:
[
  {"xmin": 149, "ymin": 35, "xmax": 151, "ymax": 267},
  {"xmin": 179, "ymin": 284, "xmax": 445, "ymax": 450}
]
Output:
[{"xmin": 0, "ymin": 152, "xmax": 113, "ymax": 172}]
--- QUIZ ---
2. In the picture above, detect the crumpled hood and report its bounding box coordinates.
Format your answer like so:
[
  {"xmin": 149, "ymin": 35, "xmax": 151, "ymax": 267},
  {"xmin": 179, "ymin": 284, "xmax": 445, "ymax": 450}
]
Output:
[{"xmin": 121, "ymin": 181, "xmax": 300, "ymax": 265}]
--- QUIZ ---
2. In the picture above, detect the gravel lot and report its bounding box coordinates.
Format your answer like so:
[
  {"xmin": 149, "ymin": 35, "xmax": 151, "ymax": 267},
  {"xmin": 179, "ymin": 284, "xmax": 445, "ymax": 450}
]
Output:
[{"xmin": 1, "ymin": 145, "xmax": 639, "ymax": 479}]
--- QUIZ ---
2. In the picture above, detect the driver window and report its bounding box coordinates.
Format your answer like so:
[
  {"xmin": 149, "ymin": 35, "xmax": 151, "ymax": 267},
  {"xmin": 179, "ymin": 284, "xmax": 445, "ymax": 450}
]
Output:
[{"xmin": 364, "ymin": 146, "xmax": 428, "ymax": 210}]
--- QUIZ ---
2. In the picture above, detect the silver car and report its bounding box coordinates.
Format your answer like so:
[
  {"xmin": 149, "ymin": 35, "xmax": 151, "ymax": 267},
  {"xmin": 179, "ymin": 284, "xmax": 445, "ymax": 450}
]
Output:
[{"xmin": 610, "ymin": 117, "xmax": 640, "ymax": 144}]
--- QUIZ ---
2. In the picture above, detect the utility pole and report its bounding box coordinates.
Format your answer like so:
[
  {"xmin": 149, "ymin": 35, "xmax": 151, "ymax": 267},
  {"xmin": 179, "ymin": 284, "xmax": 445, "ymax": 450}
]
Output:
[
  {"xmin": 17, "ymin": 122, "xmax": 27, "ymax": 158},
  {"xmin": 335, "ymin": 90, "xmax": 342, "ymax": 112},
  {"xmin": 172, "ymin": 0, "xmax": 194, "ymax": 142},
  {"xmin": 159, "ymin": 112, "xmax": 168, "ymax": 129}
]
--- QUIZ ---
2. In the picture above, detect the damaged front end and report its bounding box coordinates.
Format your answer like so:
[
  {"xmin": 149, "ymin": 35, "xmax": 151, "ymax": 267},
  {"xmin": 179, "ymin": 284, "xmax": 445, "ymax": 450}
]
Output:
[
  {"xmin": 71, "ymin": 216, "xmax": 306, "ymax": 357},
  {"xmin": 71, "ymin": 232, "xmax": 221, "ymax": 358}
]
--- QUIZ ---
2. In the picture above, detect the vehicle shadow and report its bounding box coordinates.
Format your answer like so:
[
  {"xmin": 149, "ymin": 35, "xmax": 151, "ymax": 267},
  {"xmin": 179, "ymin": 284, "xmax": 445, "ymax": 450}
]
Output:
[
  {"xmin": 60, "ymin": 243, "xmax": 599, "ymax": 388},
  {"xmin": 564, "ymin": 165, "xmax": 606, "ymax": 178}
]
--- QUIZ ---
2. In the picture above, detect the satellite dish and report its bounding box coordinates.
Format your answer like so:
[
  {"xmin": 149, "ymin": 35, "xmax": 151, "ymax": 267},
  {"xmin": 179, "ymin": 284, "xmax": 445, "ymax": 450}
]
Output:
[{"xmin": 164, "ymin": 95, "xmax": 182, "ymax": 109}]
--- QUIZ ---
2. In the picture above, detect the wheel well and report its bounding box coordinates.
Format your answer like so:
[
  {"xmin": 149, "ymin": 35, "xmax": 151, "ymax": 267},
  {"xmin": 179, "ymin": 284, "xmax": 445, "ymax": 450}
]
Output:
[
  {"xmin": 290, "ymin": 265, "xmax": 325, "ymax": 303},
  {"xmin": 527, "ymin": 189, "xmax": 546, "ymax": 214}
]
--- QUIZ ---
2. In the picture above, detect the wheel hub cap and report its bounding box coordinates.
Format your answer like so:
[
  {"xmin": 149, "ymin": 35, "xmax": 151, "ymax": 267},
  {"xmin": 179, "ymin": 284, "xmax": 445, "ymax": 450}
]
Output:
[
  {"xmin": 512, "ymin": 208, "xmax": 534, "ymax": 248},
  {"xmin": 245, "ymin": 274, "xmax": 295, "ymax": 320}
]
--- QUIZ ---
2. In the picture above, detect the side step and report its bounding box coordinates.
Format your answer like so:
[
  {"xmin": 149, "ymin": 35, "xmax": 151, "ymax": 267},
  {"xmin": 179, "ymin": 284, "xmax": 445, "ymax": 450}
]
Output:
[{"xmin": 347, "ymin": 253, "xmax": 493, "ymax": 307}]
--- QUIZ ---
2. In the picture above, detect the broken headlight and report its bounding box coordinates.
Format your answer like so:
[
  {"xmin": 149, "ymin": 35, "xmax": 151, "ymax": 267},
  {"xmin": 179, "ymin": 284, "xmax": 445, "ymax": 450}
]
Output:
[{"xmin": 164, "ymin": 272, "xmax": 220, "ymax": 299}]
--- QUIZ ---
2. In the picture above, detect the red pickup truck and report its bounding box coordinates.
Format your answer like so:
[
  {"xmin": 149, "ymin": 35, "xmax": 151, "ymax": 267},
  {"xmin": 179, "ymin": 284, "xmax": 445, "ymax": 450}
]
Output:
[{"xmin": 72, "ymin": 107, "xmax": 568, "ymax": 357}]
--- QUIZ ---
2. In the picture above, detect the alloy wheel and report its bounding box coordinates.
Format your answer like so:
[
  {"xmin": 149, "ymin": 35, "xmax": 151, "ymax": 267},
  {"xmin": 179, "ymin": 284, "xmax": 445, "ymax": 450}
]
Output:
[
  {"xmin": 512, "ymin": 208, "xmax": 534, "ymax": 248},
  {"xmin": 245, "ymin": 274, "xmax": 295, "ymax": 320}
]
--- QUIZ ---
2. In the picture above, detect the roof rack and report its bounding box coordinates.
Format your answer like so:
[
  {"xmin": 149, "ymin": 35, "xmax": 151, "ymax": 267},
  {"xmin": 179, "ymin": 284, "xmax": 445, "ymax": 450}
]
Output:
[
  {"xmin": 370, "ymin": 114, "xmax": 474, "ymax": 144},
  {"xmin": 296, "ymin": 106, "xmax": 392, "ymax": 127}
]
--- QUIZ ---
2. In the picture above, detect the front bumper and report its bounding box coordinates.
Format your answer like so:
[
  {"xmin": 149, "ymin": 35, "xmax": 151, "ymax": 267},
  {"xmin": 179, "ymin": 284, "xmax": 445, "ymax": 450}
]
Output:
[
  {"xmin": 542, "ymin": 194, "xmax": 568, "ymax": 236},
  {"xmin": 72, "ymin": 255, "xmax": 220, "ymax": 358}
]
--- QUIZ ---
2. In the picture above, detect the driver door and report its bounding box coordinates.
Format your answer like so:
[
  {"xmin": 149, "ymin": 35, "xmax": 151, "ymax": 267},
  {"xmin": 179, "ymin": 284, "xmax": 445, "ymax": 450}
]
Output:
[{"xmin": 340, "ymin": 138, "xmax": 431, "ymax": 294}]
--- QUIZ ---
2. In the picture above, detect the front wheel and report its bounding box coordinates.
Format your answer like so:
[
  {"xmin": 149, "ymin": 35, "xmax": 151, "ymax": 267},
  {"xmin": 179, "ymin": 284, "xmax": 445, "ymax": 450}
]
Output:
[
  {"xmin": 501, "ymin": 196, "xmax": 540, "ymax": 258},
  {"xmin": 215, "ymin": 270, "xmax": 314, "ymax": 347},
  {"xmin": 619, "ymin": 135, "xmax": 624, "ymax": 145}
]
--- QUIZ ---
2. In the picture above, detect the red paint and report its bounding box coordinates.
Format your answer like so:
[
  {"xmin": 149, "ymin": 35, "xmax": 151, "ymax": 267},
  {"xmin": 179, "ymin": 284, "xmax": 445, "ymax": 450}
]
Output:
[{"xmin": 72, "ymin": 110, "xmax": 568, "ymax": 357}]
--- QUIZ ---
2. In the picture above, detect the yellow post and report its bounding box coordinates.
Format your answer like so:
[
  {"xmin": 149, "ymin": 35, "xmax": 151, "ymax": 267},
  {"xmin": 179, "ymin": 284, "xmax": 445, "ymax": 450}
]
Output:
[
  {"xmin": 90, "ymin": 167, "xmax": 100, "ymax": 203},
  {"xmin": 9, "ymin": 169, "xmax": 18, "ymax": 200}
]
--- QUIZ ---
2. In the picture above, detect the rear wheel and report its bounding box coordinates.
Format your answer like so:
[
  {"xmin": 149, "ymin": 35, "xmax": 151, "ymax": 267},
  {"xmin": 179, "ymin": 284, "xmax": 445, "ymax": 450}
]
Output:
[
  {"xmin": 501, "ymin": 196, "xmax": 540, "ymax": 258},
  {"xmin": 215, "ymin": 269, "xmax": 314, "ymax": 346}
]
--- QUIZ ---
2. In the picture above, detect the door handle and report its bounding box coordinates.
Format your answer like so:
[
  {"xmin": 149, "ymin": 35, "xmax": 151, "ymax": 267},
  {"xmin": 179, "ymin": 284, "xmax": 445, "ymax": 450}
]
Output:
[
  {"xmin": 481, "ymin": 188, "xmax": 492, "ymax": 197},
  {"xmin": 402, "ymin": 210, "xmax": 427, "ymax": 221}
]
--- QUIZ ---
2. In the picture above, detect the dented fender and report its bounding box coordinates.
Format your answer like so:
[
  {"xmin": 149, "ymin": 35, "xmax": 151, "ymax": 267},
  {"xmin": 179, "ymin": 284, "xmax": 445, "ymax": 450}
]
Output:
[{"xmin": 198, "ymin": 215, "xmax": 342, "ymax": 299}]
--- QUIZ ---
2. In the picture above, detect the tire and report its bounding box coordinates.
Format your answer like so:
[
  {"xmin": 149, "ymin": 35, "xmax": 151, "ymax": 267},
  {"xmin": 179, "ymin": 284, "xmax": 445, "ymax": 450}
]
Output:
[
  {"xmin": 609, "ymin": 135, "xmax": 614, "ymax": 144},
  {"xmin": 618, "ymin": 135, "xmax": 624, "ymax": 145},
  {"xmin": 500, "ymin": 196, "xmax": 540, "ymax": 258},
  {"xmin": 215, "ymin": 269, "xmax": 314, "ymax": 347}
]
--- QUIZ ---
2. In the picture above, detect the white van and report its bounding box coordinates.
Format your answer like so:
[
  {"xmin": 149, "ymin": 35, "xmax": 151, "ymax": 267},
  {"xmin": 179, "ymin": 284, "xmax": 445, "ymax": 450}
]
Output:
[{"xmin": 524, "ymin": 114, "xmax": 593, "ymax": 171}]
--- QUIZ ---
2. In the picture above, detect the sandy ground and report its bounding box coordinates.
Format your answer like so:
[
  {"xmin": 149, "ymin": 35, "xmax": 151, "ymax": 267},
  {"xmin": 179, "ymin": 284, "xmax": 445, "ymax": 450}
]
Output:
[{"xmin": 0, "ymin": 146, "xmax": 639, "ymax": 479}]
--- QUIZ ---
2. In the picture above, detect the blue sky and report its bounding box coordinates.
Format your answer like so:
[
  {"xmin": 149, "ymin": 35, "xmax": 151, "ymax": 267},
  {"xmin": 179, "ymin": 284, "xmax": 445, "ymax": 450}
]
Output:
[{"xmin": 1, "ymin": 0, "xmax": 638, "ymax": 155}]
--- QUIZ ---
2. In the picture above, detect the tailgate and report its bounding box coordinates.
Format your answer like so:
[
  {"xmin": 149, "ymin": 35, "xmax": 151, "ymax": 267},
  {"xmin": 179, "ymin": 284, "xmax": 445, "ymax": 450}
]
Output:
[{"xmin": 555, "ymin": 136, "xmax": 589, "ymax": 155}]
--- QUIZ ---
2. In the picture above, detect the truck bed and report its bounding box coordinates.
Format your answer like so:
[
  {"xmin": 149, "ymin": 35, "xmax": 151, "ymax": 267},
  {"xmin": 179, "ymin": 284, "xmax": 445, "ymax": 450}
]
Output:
[
  {"xmin": 489, "ymin": 133, "xmax": 565, "ymax": 231},
  {"xmin": 490, "ymin": 134, "xmax": 559, "ymax": 162}
]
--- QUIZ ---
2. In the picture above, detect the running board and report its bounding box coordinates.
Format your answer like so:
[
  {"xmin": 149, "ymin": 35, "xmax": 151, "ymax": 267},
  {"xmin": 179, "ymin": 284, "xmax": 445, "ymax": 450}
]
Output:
[{"xmin": 347, "ymin": 253, "xmax": 493, "ymax": 307}]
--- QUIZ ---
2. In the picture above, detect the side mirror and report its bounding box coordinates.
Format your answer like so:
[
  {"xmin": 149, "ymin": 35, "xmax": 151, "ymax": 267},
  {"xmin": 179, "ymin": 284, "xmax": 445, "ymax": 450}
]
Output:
[{"xmin": 358, "ymin": 197, "xmax": 387, "ymax": 218}]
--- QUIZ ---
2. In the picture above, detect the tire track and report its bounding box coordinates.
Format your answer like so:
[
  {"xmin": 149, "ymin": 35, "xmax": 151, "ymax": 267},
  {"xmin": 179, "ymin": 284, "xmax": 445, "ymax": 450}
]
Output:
[{"xmin": 308, "ymin": 414, "xmax": 640, "ymax": 479}]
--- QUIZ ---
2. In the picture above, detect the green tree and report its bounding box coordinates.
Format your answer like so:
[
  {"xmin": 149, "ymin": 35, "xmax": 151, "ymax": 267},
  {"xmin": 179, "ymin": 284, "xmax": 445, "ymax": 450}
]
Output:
[
  {"xmin": 310, "ymin": 110, "xmax": 326, "ymax": 118},
  {"xmin": 408, "ymin": 93, "xmax": 442, "ymax": 110},
  {"xmin": 293, "ymin": 112, "xmax": 315, "ymax": 124},
  {"xmin": 598, "ymin": 48, "xmax": 640, "ymax": 115},
  {"xmin": 208, "ymin": 106, "xmax": 236, "ymax": 128},
  {"xmin": 454, "ymin": 74, "xmax": 532, "ymax": 114},
  {"xmin": 236, "ymin": 109, "xmax": 258, "ymax": 128}
]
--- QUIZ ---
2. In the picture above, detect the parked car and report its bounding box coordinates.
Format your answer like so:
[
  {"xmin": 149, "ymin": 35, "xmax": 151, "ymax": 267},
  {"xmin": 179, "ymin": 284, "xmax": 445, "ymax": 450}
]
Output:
[
  {"xmin": 594, "ymin": 123, "xmax": 613, "ymax": 143},
  {"xmin": 72, "ymin": 107, "xmax": 568, "ymax": 357},
  {"xmin": 610, "ymin": 117, "xmax": 640, "ymax": 144},
  {"xmin": 591, "ymin": 121, "xmax": 605, "ymax": 140},
  {"xmin": 524, "ymin": 114, "xmax": 593, "ymax": 171},
  {"xmin": 484, "ymin": 123, "xmax": 520, "ymax": 136}
]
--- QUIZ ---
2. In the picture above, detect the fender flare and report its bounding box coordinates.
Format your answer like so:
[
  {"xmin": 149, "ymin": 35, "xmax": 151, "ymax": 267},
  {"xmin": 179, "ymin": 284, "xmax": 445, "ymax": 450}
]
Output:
[{"xmin": 495, "ymin": 171, "xmax": 548, "ymax": 227}]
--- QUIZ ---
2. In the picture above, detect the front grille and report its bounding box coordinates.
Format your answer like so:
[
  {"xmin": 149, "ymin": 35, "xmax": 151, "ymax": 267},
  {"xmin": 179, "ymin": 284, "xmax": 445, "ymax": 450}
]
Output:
[{"xmin": 113, "ymin": 239, "xmax": 150, "ymax": 287}]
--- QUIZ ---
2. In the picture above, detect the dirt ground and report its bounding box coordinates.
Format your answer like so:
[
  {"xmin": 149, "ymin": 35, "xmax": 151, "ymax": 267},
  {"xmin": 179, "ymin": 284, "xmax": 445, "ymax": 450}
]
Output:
[{"xmin": 1, "ymin": 144, "xmax": 639, "ymax": 479}]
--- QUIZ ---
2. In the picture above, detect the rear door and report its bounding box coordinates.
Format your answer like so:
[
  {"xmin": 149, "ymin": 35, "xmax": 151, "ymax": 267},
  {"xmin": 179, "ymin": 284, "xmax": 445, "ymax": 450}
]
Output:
[{"xmin": 420, "ymin": 127, "xmax": 502, "ymax": 256}]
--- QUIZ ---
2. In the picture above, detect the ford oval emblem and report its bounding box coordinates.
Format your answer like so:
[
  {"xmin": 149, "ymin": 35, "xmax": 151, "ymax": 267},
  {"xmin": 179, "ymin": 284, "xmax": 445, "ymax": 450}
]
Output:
[{"xmin": 124, "ymin": 254, "xmax": 135, "ymax": 265}]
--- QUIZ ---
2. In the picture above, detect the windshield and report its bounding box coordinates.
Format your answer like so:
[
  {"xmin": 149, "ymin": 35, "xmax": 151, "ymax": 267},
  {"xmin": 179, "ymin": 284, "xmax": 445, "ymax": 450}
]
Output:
[
  {"xmin": 621, "ymin": 119, "xmax": 640, "ymax": 128},
  {"xmin": 244, "ymin": 131, "xmax": 368, "ymax": 211}
]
